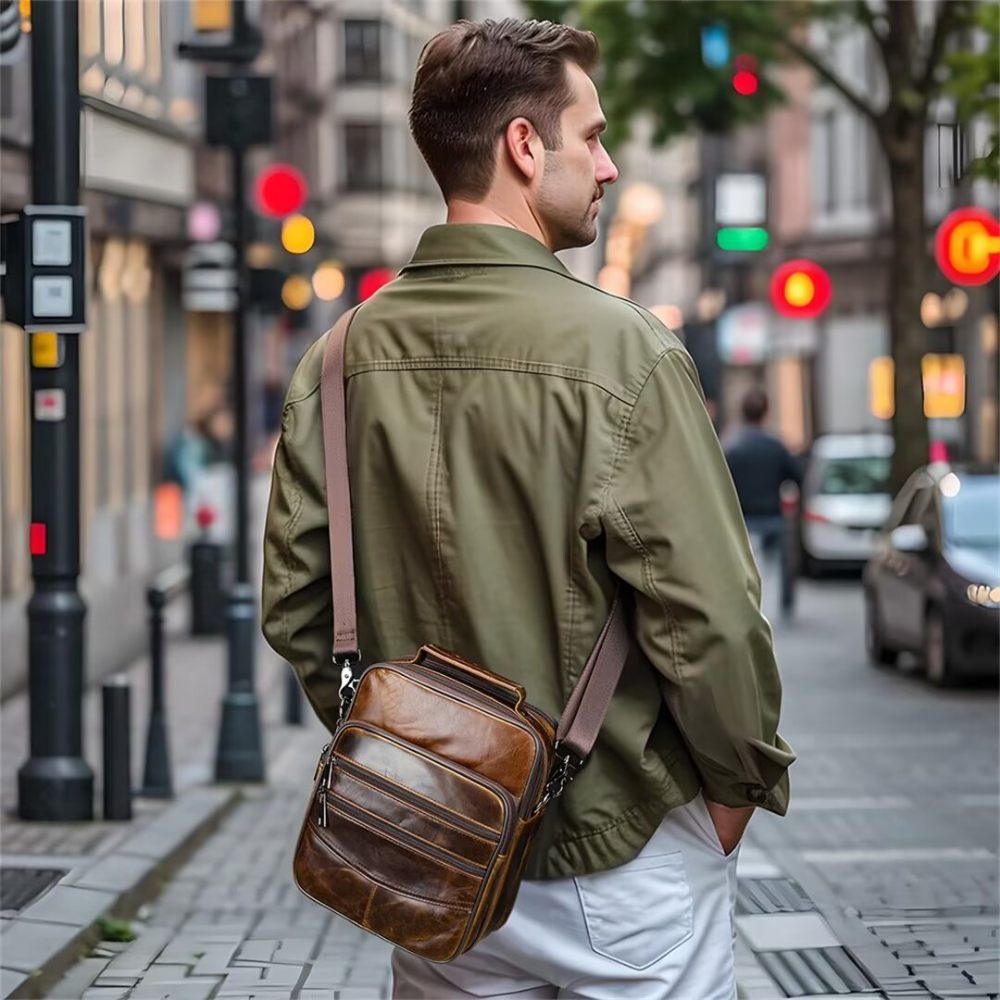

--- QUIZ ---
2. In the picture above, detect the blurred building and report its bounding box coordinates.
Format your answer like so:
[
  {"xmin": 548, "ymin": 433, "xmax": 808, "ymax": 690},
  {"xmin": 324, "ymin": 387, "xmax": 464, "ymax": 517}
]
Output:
[
  {"xmin": 1, "ymin": 1, "xmax": 203, "ymax": 697},
  {"xmin": 607, "ymin": 20, "xmax": 998, "ymax": 464}
]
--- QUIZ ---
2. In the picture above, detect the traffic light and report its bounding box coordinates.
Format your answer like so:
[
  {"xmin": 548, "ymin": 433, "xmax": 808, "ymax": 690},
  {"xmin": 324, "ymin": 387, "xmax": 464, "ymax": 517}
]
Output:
[
  {"xmin": 359, "ymin": 268, "xmax": 394, "ymax": 301},
  {"xmin": 280, "ymin": 214, "xmax": 315, "ymax": 255},
  {"xmin": 255, "ymin": 164, "xmax": 308, "ymax": 219},
  {"xmin": 732, "ymin": 55, "xmax": 759, "ymax": 96},
  {"xmin": 934, "ymin": 207, "xmax": 1000, "ymax": 286},
  {"xmin": 192, "ymin": 0, "xmax": 231, "ymax": 33},
  {"xmin": 770, "ymin": 259, "xmax": 831, "ymax": 319},
  {"xmin": 716, "ymin": 227, "xmax": 768, "ymax": 252}
]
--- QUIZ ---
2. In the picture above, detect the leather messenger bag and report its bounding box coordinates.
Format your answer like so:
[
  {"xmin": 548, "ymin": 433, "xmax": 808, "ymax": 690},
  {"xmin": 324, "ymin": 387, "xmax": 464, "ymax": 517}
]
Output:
[{"xmin": 292, "ymin": 306, "xmax": 631, "ymax": 963}]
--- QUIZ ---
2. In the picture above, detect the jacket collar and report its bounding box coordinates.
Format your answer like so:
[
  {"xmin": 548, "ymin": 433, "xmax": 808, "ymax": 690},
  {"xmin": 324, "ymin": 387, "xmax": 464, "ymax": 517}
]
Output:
[{"xmin": 401, "ymin": 224, "xmax": 573, "ymax": 279}]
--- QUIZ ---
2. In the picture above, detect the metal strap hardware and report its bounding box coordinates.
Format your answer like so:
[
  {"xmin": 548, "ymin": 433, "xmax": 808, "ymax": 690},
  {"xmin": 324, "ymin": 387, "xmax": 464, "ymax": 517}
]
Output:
[
  {"xmin": 335, "ymin": 651, "xmax": 361, "ymax": 725},
  {"xmin": 532, "ymin": 743, "xmax": 586, "ymax": 816}
]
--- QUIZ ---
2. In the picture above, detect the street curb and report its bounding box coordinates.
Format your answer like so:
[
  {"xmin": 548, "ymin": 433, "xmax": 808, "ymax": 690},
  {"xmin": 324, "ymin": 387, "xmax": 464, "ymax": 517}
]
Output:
[{"xmin": 1, "ymin": 785, "xmax": 241, "ymax": 1000}]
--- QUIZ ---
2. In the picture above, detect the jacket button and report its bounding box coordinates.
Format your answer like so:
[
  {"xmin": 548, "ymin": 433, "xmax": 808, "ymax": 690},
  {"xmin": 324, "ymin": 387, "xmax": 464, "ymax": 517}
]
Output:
[
  {"xmin": 748, "ymin": 786, "xmax": 767, "ymax": 805},
  {"xmin": 579, "ymin": 522, "xmax": 601, "ymax": 541}
]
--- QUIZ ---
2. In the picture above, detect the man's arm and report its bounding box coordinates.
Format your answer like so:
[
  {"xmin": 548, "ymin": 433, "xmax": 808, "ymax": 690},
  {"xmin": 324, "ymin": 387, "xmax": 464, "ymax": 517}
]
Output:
[
  {"xmin": 604, "ymin": 347, "xmax": 794, "ymax": 827},
  {"xmin": 261, "ymin": 340, "xmax": 340, "ymax": 732}
]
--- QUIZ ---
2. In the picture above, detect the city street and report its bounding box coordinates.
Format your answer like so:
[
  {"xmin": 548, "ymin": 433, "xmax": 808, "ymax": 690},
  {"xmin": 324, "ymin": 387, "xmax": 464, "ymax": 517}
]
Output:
[
  {"xmin": 31, "ymin": 571, "xmax": 998, "ymax": 1000},
  {"xmin": 744, "ymin": 573, "xmax": 999, "ymax": 999}
]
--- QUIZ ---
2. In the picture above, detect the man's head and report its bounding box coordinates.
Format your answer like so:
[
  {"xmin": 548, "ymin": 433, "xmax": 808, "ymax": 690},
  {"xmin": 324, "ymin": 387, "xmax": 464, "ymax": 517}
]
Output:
[
  {"xmin": 741, "ymin": 388, "xmax": 769, "ymax": 426},
  {"xmin": 409, "ymin": 18, "xmax": 619, "ymax": 251}
]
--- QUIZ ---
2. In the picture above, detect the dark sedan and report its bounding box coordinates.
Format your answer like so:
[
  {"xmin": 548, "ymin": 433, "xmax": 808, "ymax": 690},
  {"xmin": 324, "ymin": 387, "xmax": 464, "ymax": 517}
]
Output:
[{"xmin": 863, "ymin": 464, "xmax": 999, "ymax": 685}]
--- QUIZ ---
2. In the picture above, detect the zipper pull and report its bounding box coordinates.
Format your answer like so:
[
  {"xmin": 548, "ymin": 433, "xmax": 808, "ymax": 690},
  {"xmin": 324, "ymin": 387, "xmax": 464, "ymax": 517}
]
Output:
[
  {"xmin": 313, "ymin": 743, "xmax": 331, "ymax": 783},
  {"xmin": 317, "ymin": 755, "xmax": 335, "ymax": 828}
]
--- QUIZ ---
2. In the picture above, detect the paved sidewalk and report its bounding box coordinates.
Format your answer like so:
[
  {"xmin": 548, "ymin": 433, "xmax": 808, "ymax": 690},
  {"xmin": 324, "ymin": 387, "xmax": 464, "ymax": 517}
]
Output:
[{"xmin": 44, "ymin": 708, "xmax": 777, "ymax": 1000}]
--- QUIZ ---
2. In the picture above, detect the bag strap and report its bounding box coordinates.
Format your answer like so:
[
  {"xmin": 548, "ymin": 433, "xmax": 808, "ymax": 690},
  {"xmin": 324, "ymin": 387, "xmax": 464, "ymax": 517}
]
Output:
[{"xmin": 319, "ymin": 308, "xmax": 629, "ymax": 762}]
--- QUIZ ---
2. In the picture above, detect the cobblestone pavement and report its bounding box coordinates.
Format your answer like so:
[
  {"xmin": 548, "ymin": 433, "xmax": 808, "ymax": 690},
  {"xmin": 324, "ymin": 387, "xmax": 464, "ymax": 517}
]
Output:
[
  {"xmin": 46, "ymin": 720, "xmax": 395, "ymax": 1000},
  {"xmin": 747, "ymin": 575, "xmax": 998, "ymax": 999}
]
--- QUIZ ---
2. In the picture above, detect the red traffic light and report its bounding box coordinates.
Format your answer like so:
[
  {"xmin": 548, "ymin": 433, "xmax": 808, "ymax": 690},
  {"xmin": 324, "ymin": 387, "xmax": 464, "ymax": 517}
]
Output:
[
  {"xmin": 770, "ymin": 259, "xmax": 831, "ymax": 319},
  {"xmin": 255, "ymin": 164, "xmax": 308, "ymax": 219},
  {"xmin": 359, "ymin": 268, "xmax": 395, "ymax": 301},
  {"xmin": 934, "ymin": 207, "xmax": 1000, "ymax": 286},
  {"xmin": 732, "ymin": 54, "xmax": 759, "ymax": 96}
]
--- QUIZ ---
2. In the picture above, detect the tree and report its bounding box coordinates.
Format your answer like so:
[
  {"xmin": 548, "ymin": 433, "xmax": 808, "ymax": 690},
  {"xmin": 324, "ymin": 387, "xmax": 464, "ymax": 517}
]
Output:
[{"xmin": 529, "ymin": 0, "xmax": 998, "ymax": 491}]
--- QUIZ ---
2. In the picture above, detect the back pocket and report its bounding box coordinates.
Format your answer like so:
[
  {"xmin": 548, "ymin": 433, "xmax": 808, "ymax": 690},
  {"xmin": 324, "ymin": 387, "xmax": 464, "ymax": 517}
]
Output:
[{"xmin": 574, "ymin": 853, "xmax": 693, "ymax": 970}]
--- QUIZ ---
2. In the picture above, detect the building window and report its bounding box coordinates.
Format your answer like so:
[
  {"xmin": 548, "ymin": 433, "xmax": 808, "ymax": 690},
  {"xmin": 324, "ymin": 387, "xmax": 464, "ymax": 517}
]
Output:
[
  {"xmin": 343, "ymin": 123, "xmax": 383, "ymax": 190},
  {"xmin": 344, "ymin": 20, "xmax": 382, "ymax": 81}
]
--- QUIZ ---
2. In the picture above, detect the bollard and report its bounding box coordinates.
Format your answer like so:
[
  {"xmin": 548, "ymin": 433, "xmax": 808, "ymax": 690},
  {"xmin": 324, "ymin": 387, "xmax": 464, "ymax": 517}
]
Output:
[
  {"xmin": 141, "ymin": 584, "xmax": 174, "ymax": 798},
  {"xmin": 285, "ymin": 668, "xmax": 303, "ymax": 726},
  {"xmin": 102, "ymin": 676, "xmax": 132, "ymax": 821},
  {"xmin": 190, "ymin": 538, "xmax": 225, "ymax": 636}
]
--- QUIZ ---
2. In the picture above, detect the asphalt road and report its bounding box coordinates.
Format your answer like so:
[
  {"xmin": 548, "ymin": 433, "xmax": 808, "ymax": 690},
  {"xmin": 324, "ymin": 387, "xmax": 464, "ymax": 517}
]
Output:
[{"xmin": 749, "ymin": 571, "xmax": 999, "ymax": 997}]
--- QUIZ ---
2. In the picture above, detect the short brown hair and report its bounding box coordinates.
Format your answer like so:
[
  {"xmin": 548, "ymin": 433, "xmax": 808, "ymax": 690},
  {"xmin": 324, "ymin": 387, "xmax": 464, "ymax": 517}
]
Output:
[{"xmin": 409, "ymin": 18, "xmax": 599, "ymax": 200}]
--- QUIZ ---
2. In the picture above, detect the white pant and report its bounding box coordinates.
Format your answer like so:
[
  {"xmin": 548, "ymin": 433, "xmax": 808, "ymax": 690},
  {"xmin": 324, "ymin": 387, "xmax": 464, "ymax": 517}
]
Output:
[{"xmin": 391, "ymin": 794, "xmax": 740, "ymax": 1000}]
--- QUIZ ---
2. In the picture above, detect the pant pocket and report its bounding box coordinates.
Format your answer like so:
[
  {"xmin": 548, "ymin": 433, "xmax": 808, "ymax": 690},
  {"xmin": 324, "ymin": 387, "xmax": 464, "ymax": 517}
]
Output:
[{"xmin": 573, "ymin": 853, "xmax": 693, "ymax": 971}]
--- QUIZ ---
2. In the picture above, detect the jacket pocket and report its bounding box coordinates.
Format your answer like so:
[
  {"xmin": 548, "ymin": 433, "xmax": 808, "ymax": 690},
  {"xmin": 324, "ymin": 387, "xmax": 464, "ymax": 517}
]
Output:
[{"xmin": 574, "ymin": 852, "xmax": 693, "ymax": 970}]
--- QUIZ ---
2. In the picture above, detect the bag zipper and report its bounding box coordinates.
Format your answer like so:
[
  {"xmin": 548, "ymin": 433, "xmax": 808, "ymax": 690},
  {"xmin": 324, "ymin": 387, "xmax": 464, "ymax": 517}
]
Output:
[
  {"xmin": 373, "ymin": 663, "xmax": 550, "ymax": 816},
  {"xmin": 335, "ymin": 755, "xmax": 499, "ymax": 842},
  {"xmin": 324, "ymin": 794, "xmax": 487, "ymax": 878},
  {"xmin": 332, "ymin": 720, "xmax": 517, "ymax": 853}
]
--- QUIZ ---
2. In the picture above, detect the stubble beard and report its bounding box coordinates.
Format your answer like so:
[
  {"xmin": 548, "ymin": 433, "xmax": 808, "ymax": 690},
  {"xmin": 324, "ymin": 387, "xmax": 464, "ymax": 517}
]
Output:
[{"xmin": 537, "ymin": 157, "xmax": 599, "ymax": 251}]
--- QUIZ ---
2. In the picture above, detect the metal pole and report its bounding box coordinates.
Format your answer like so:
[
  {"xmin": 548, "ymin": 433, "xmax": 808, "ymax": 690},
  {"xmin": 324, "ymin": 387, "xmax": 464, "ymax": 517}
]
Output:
[
  {"xmin": 214, "ymin": 81, "xmax": 264, "ymax": 781},
  {"xmin": 141, "ymin": 586, "xmax": 174, "ymax": 797},
  {"xmin": 17, "ymin": 0, "xmax": 94, "ymax": 821},
  {"xmin": 102, "ymin": 677, "xmax": 132, "ymax": 821}
]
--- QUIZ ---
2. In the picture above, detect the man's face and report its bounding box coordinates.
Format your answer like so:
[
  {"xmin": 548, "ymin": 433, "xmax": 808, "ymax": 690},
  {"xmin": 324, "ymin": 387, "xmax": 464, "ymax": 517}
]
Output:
[{"xmin": 535, "ymin": 62, "xmax": 619, "ymax": 252}]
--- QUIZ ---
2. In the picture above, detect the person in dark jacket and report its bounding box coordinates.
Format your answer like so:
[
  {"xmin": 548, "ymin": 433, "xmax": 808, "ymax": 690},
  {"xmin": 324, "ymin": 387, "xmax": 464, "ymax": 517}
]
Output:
[{"xmin": 724, "ymin": 387, "xmax": 801, "ymax": 564}]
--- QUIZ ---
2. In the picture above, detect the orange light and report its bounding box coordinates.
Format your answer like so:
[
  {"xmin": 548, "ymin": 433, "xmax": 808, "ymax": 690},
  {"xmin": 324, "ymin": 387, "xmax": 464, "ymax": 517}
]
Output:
[{"xmin": 935, "ymin": 208, "xmax": 1000, "ymax": 286}]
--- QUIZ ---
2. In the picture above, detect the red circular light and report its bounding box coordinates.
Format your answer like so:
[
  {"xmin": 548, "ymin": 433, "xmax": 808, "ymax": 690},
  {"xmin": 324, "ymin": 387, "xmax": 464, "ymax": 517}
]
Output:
[
  {"xmin": 255, "ymin": 165, "xmax": 308, "ymax": 219},
  {"xmin": 770, "ymin": 259, "xmax": 832, "ymax": 319},
  {"xmin": 358, "ymin": 268, "xmax": 395, "ymax": 301},
  {"xmin": 732, "ymin": 70, "xmax": 759, "ymax": 96},
  {"xmin": 934, "ymin": 207, "xmax": 1000, "ymax": 286}
]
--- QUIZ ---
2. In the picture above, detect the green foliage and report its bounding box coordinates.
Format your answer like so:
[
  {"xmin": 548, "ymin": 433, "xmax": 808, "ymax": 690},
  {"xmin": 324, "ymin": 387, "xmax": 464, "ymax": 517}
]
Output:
[
  {"xmin": 97, "ymin": 916, "xmax": 136, "ymax": 942},
  {"xmin": 943, "ymin": 2, "xmax": 999, "ymax": 180},
  {"xmin": 525, "ymin": 0, "xmax": 793, "ymax": 148}
]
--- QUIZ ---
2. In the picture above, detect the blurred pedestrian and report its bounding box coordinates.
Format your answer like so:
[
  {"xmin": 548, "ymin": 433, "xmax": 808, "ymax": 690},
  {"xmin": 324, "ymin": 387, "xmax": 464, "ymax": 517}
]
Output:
[
  {"xmin": 263, "ymin": 17, "xmax": 792, "ymax": 998},
  {"xmin": 723, "ymin": 388, "xmax": 802, "ymax": 603}
]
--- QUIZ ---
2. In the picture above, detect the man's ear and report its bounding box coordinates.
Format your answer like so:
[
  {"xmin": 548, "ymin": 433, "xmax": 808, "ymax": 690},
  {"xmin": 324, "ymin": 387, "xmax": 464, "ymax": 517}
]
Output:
[{"xmin": 503, "ymin": 117, "xmax": 542, "ymax": 183}]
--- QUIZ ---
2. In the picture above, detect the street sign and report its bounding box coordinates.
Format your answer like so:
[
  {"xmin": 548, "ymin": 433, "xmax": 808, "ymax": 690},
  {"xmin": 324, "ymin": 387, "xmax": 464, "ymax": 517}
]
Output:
[
  {"xmin": 934, "ymin": 207, "xmax": 1000, "ymax": 286},
  {"xmin": 717, "ymin": 303, "xmax": 769, "ymax": 365},
  {"xmin": 1, "ymin": 206, "xmax": 87, "ymax": 332},
  {"xmin": 715, "ymin": 173, "xmax": 767, "ymax": 227},
  {"xmin": 205, "ymin": 73, "xmax": 272, "ymax": 149},
  {"xmin": 183, "ymin": 242, "xmax": 237, "ymax": 312}
]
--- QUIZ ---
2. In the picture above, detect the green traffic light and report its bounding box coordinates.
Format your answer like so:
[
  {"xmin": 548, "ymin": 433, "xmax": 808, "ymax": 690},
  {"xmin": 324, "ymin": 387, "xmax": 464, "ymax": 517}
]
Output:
[{"xmin": 716, "ymin": 227, "xmax": 769, "ymax": 252}]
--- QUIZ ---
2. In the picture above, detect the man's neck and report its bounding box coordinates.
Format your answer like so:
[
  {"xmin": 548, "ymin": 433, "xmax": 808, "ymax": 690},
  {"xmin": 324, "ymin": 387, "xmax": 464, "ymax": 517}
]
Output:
[{"xmin": 445, "ymin": 198, "xmax": 552, "ymax": 251}]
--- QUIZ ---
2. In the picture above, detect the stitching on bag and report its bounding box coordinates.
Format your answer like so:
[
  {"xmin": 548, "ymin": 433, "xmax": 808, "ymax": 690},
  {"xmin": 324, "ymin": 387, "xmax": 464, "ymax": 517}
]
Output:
[
  {"xmin": 335, "ymin": 763, "xmax": 499, "ymax": 845},
  {"xmin": 326, "ymin": 800, "xmax": 485, "ymax": 881},
  {"xmin": 338, "ymin": 723, "xmax": 509, "ymax": 829},
  {"xmin": 304, "ymin": 830, "xmax": 471, "ymax": 911},
  {"xmin": 330, "ymin": 777, "xmax": 494, "ymax": 864}
]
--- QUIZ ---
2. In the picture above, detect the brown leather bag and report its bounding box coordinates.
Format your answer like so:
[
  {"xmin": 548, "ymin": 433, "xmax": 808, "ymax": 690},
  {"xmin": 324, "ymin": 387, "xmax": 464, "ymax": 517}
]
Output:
[{"xmin": 292, "ymin": 307, "xmax": 630, "ymax": 963}]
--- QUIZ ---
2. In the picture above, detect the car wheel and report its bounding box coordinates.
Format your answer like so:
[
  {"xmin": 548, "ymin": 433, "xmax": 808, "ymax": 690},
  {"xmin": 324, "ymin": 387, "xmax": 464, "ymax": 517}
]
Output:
[
  {"xmin": 924, "ymin": 605, "xmax": 954, "ymax": 687},
  {"xmin": 865, "ymin": 591, "xmax": 898, "ymax": 667}
]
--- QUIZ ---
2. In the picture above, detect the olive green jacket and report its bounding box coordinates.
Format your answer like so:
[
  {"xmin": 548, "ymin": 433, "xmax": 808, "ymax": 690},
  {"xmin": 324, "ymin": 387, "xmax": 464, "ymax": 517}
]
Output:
[{"xmin": 262, "ymin": 224, "xmax": 793, "ymax": 880}]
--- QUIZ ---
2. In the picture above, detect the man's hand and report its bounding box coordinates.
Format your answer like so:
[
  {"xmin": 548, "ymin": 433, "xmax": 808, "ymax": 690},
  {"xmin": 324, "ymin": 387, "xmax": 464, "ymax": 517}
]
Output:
[{"xmin": 704, "ymin": 799, "xmax": 754, "ymax": 856}]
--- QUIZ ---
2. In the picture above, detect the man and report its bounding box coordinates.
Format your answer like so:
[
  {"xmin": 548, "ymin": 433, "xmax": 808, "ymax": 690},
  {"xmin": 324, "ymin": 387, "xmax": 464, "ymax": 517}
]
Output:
[
  {"xmin": 723, "ymin": 388, "xmax": 802, "ymax": 585},
  {"xmin": 263, "ymin": 18, "xmax": 793, "ymax": 998}
]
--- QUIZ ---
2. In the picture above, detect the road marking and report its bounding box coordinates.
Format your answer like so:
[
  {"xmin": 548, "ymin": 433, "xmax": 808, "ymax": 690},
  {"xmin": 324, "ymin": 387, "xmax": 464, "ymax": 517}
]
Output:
[
  {"xmin": 958, "ymin": 793, "xmax": 1000, "ymax": 807},
  {"xmin": 789, "ymin": 796, "xmax": 913, "ymax": 811},
  {"xmin": 784, "ymin": 732, "xmax": 963, "ymax": 749},
  {"xmin": 803, "ymin": 847, "xmax": 996, "ymax": 864}
]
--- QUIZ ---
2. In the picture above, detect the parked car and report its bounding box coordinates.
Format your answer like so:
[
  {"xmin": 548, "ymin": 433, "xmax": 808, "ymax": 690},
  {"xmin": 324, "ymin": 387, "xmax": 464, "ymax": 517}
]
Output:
[
  {"xmin": 863, "ymin": 464, "xmax": 1000, "ymax": 685},
  {"xmin": 799, "ymin": 434, "xmax": 894, "ymax": 575}
]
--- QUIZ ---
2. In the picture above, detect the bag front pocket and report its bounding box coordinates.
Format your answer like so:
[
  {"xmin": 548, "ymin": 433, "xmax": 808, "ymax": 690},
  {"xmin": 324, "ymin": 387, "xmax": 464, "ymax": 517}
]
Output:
[{"xmin": 574, "ymin": 852, "xmax": 693, "ymax": 970}]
